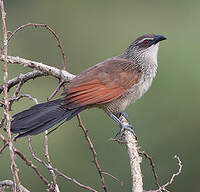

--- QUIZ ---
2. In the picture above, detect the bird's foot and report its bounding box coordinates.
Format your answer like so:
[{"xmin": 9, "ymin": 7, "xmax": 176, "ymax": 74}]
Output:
[
  {"xmin": 109, "ymin": 113, "xmax": 137, "ymax": 141},
  {"xmin": 115, "ymin": 123, "xmax": 137, "ymax": 140}
]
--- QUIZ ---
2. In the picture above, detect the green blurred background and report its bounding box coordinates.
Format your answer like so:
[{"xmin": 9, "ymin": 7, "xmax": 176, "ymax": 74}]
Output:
[{"xmin": 0, "ymin": 0, "xmax": 200, "ymax": 191}]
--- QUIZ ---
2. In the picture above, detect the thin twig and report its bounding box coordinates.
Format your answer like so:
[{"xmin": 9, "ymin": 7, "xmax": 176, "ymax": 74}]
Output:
[
  {"xmin": 0, "ymin": 141, "xmax": 8, "ymax": 153},
  {"xmin": 0, "ymin": 133, "xmax": 8, "ymax": 153},
  {"xmin": 0, "ymin": 133, "xmax": 6, "ymax": 143},
  {"xmin": 50, "ymin": 167, "xmax": 98, "ymax": 192},
  {"xmin": 139, "ymin": 150, "xmax": 160, "ymax": 188},
  {"xmin": 47, "ymin": 80, "xmax": 65, "ymax": 101},
  {"xmin": 159, "ymin": 155, "xmax": 182, "ymax": 191},
  {"xmin": 10, "ymin": 94, "xmax": 39, "ymax": 104},
  {"xmin": 0, "ymin": 115, "xmax": 6, "ymax": 127},
  {"xmin": 14, "ymin": 148, "xmax": 49, "ymax": 186},
  {"xmin": 0, "ymin": 1, "xmax": 22, "ymax": 191},
  {"xmin": 27, "ymin": 136, "xmax": 48, "ymax": 167},
  {"xmin": 108, "ymin": 137, "xmax": 126, "ymax": 144},
  {"xmin": 44, "ymin": 131, "xmax": 58, "ymax": 191},
  {"xmin": 9, "ymin": 80, "xmax": 24, "ymax": 109},
  {"xmin": 7, "ymin": 22, "xmax": 67, "ymax": 70},
  {"xmin": 102, "ymin": 172, "xmax": 123, "ymax": 187},
  {"xmin": 77, "ymin": 114, "xmax": 108, "ymax": 192}
]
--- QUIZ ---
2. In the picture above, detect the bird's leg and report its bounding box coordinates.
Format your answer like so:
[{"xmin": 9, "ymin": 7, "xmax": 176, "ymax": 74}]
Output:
[{"xmin": 109, "ymin": 113, "xmax": 137, "ymax": 140}]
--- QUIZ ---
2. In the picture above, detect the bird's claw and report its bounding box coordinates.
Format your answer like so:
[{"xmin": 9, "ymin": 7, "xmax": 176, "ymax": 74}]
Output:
[
  {"xmin": 115, "ymin": 124, "xmax": 137, "ymax": 140},
  {"xmin": 120, "ymin": 111, "xmax": 130, "ymax": 122}
]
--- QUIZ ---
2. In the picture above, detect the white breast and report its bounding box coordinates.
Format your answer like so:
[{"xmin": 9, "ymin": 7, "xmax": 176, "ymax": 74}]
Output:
[{"xmin": 102, "ymin": 43, "xmax": 160, "ymax": 114}]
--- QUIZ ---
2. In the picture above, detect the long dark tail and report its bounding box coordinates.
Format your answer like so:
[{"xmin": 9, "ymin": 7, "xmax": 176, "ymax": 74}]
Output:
[{"xmin": 11, "ymin": 99, "xmax": 84, "ymax": 138}]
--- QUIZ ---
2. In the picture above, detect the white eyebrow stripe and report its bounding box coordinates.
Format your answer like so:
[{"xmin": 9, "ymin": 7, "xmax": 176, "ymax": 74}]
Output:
[{"xmin": 137, "ymin": 37, "xmax": 154, "ymax": 44}]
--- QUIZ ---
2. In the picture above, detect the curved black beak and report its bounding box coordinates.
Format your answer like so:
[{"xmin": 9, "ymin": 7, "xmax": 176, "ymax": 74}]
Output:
[{"xmin": 152, "ymin": 35, "xmax": 167, "ymax": 45}]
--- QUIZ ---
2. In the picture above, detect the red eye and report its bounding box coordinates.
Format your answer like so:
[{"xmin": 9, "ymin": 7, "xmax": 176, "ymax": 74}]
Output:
[{"xmin": 143, "ymin": 40, "xmax": 149, "ymax": 45}]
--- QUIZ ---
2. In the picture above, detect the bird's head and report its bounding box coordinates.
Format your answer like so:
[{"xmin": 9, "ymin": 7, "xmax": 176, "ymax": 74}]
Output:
[
  {"xmin": 133, "ymin": 34, "xmax": 166, "ymax": 49},
  {"xmin": 124, "ymin": 34, "xmax": 166, "ymax": 62}
]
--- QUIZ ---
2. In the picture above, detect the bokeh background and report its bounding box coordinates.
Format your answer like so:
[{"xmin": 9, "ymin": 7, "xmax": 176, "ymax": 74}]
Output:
[{"xmin": 0, "ymin": 0, "xmax": 200, "ymax": 191}]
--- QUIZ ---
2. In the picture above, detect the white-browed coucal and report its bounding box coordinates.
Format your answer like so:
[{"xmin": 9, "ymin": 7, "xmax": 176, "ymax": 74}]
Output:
[{"xmin": 11, "ymin": 34, "xmax": 166, "ymax": 139}]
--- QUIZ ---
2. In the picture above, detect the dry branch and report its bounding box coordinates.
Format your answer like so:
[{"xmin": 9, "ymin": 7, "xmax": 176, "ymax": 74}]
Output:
[
  {"xmin": 121, "ymin": 116, "xmax": 143, "ymax": 192},
  {"xmin": 0, "ymin": 55, "xmax": 75, "ymax": 81},
  {"xmin": 0, "ymin": 1, "xmax": 22, "ymax": 191}
]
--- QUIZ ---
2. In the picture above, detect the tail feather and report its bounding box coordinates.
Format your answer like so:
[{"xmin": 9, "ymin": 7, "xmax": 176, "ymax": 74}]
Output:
[{"xmin": 11, "ymin": 99, "xmax": 84, "ymax": 138}]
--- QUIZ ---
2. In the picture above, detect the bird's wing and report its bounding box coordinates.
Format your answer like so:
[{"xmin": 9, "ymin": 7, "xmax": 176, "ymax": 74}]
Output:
[{"xmin": 61, "ymin": 57, "xmax": 140, "ymax": 109}]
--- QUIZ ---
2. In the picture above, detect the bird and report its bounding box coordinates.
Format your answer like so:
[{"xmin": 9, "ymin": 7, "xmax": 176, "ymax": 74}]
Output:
[{"xmin": 10, "ymin": 34, "xmax": 166, "ymax": 139}]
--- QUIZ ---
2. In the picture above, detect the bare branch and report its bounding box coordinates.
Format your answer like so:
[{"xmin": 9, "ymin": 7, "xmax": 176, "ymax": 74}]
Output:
[
  {"xmin": 120, "ymin": 116, "xmax": 143, "ymax": 192},
  {"xmin": 0, "ymin": 55, "xmax": 75, "ymax": 81},
  {"xmin": 44, "ymin": 131, "xmax": 58, "ymax": 191},
  {"xmin": 77, "ymin": 115, "xmax": 108, "ymax": 192},
  {"xmin": 0, "ymin": 1, "xmax": 22, "ymax": 191},
  {"xmin": 0, "ymin": 180, "xmax": 30, "ymax": 192}
]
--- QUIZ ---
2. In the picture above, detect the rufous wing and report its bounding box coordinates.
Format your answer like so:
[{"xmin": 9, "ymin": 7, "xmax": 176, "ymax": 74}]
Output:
[{"xmin": 61, "ymin": 57, "xmax": 140, "ymax": 109}]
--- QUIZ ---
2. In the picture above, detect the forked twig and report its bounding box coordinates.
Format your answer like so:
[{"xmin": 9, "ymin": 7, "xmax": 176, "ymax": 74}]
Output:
[
  {"xmin": 0, "ymin": 71, "xmax": 46, "ymax": 94},
  {"xmin": 143, "ymin": 154, "xmax": 182, "ymax": 192},
  {"xmin": 8, "ymin": 22, "xmax": 67, "ymax": 70},
  {"xmin": 14, "ymin": 148, "xmax": 49, "ymax": 186},
  {"xmin": 27, "ymin": 136, "xmax": 98, "ymax": 192},
  {"xmin": 159, "ymin": 155, "xmax": 182, "ymax": 192}
]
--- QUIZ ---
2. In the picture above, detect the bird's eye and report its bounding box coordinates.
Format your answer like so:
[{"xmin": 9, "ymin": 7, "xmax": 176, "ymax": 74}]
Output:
[{"xmin": 143, "ymin": 40, "xmax": 149, "ymax": 45}]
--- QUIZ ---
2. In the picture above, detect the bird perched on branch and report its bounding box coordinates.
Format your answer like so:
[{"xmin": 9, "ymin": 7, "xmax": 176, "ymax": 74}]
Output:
[{"xmin": 11, "ymin": 34, "xmax": 166, "ymax": 139}]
